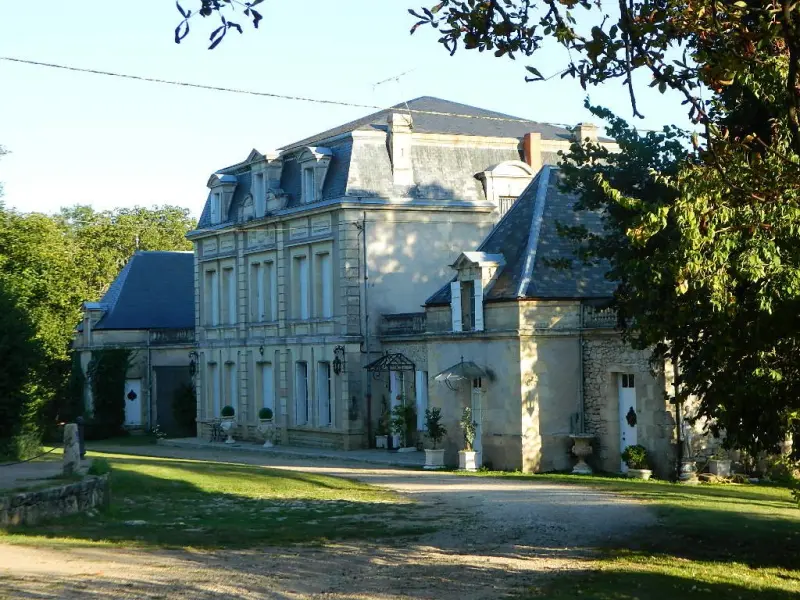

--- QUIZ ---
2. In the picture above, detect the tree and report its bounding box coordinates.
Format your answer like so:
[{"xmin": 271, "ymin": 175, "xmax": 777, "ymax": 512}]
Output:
[
  {"xmin": 409, "ymin": 1, "xmax": 800, "ymax": 453},
  {"xmin": 173, "ymin": 0, "xmax": 265, "ymax": 48}
]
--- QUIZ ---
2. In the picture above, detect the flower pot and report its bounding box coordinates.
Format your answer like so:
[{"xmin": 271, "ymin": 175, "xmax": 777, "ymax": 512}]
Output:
[
  {"xmin": 626, "ymin": 468, "xmax": 652, "ymax": 480},
  {"xmin": 220, "ymin": 418, "xmax": 236, "ymax": 444},
  {"xmin": 424, "ymin": 448, "xmax": 445, "ymax": 470},
  {"xmin": 258, "ymin": 418, "xmax": 275, "ymax": 448},
  {"xmin": 375, "ymin": 435, "xmax": 388, "ymax": 449},
  {"xmin": 709, "ymin": 459, "xmax": 732, "ymax": 477},
  {"xmin": 458, "ymin": 450, "xmax": 478, "ymax": 472}
]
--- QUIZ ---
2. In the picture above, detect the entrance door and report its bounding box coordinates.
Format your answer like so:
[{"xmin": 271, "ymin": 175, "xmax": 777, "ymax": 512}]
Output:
[
  {"xmin": 124, "ymin": 379, "xmax": 143, "ymax": 427},
  {"xmin": 618, "ymin": 373, "xmax": 637, "ymax": 472},
  {"xmin": 389, "ymin": 371, "xmax": 401, "ymax": 448},
  {"xmin": 471, "ymin": 379, "xmax": 484, "ymax": 466}
]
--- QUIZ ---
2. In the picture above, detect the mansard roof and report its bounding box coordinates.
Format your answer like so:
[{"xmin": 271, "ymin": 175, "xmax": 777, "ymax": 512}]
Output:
[
  {"xmin": 426, "ymin": 166, "xmax": 616, "ymax": 304},
  {"xmin": 93, "ymin": 251, "xmax": 195, "ymax": 330}
]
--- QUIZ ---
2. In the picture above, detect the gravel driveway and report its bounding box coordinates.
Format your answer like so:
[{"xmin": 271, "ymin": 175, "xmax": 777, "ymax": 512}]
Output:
[{"xmin": 0, "ymin": 445, "xmax": 655, "ymax": 599}]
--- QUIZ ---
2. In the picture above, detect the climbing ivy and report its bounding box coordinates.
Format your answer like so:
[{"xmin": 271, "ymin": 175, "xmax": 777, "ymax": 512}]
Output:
[{"xmin": 87, "ymin": 349, "xmax": 133, "ymax": 439}]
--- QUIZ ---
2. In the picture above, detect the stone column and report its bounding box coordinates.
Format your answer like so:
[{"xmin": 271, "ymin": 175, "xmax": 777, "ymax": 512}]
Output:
[{"xmin": 63, "ymin": 424, "xmax": 80, "ymax": 476}]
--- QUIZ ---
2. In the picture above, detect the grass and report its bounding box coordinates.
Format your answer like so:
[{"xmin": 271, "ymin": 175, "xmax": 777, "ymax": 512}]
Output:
[
  {"xmin": 459, "ymin": 471, "xmax": 800, "ymax": 599},
  {"xmin": 0, "ymin": 450, "xmax": 432, "ymax": 549}
]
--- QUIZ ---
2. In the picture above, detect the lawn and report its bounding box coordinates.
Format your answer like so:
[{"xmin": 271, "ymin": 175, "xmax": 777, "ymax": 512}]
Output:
[
  {"xmin": 0, "ymin": 450, "xmax": 431, "ymax": 549},
  {"xmin": 472, "ymin": 473, "xmax": 800, "ymax": 599}
]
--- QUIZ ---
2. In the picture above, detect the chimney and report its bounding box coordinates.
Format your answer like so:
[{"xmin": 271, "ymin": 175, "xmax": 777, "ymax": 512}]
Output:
[
  {"xmin": 388, "ymin": 112, "xmax": 414, "ymax": 186},
  {"xmin": 575, "ymin": 122, "xmax": 599, "ymax": 143},
  {"xmin": 523, "ymin": 132, "xmax": 542, "ymax": 173}
]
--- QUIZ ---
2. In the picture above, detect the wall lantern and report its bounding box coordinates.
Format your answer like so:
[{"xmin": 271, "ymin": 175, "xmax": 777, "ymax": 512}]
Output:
[
  {"xmin": 188, "ymin": 351, "xmax": 199, "ymax": 377},
  {"xmin": 333, "ymin": 345, "xmax": 346, "ymax": 375},
  {"xmin": 259, "ymin": 345, "xmax": 265, "ymax": 357}
]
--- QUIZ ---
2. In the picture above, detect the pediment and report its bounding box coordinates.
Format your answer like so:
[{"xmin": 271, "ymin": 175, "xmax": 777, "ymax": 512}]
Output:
[
  {"xmin": 479, "ymin": 160, "xmax": 535, "ymax": 179},
  {"xmin": 297, "ymin": 146, "xmax": 333, "ymax": 164},
  {"xmin": 245, "ymin": 148, "xmax": 264, "ymax": 164},
  {"xmin": 207, "ymin": 172, "xmax": 238, "ymax": 188}
]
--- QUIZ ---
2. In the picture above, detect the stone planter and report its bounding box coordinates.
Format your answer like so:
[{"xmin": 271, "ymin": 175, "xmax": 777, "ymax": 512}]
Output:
[
  {"xmin": 458, "ymin": 450, "xmax": 479, "ymax": 472},
  {"xmin": 626, "ymin": 468, "xmax": 652, "ymax": 480},
  {"xmin": 257, "ymin": 418, "xmax": 275, "ymax": 448},
  {"xmin": 424, "ymin": 449, "xmax": 445, "ymax": 470},
  {"xmin": 709, "ymin": 459, "xmax": 732, "ymax": 477},
  {"xmin": 375, "ymin": 435, "xmax": 388, "ymax": 449},
  {"xmin": 569, "ymin": 434, "xmax": 594, "ymax": 475},
  {"xmin": 220, "ymin": 418, "xmax": 236, "ymax": 444}
]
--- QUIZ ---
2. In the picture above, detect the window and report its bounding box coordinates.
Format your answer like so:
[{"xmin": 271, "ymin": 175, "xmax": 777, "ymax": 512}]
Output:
[
  {"xmin": 303, "ymin": 167, "xmax": 315, "ymax": 203},
  {"xmin": 205, "ymin": 270, "xmax": 219, "ymax": 326},
  {"xmin": 621, "ymin": 374, "xmax": 635, "ymax": 388},
  {"xmin": 254, "ymin": 172, "xmax": 265, "ymax": 216},
  {"xmin": 317, "ymin": 362, "xmax": 332, "ymax": 426},
  {"xmin": 222, "ymin": 267, "xmax": 236, "ymax": 325},
  {"xmin": 259, "ymin": 362, "xmax": 274, "ymax": 412},
  {"xmin": 460, "ymin": 280, "xmax": 475, "ymax": 331},
  {"xmin": 293, "ymin": 255, "xmax": 309, "ymax": 319},
  {"xmin": 250, "ymin": 263, "xmax": 262, "ymax": 321},
  {"xmin": 224, "ymin": 361, "xmax": 237, "ymax": 411},
  {"xmin": 210, "ymin": 192, "xmax": 221, "ymax": 224},
  {"xmin": 499, "ymin": 196, "xmax": 516, "ymax": 217},
  {"xmin": 295, "ymin": 362, "xmax": 309, "ymax": 425},
  {"xmin": 208, "ymin": 363, "xmax": 220, "ymax": 416},
  {"xmin": 314, "ymin": 252, "xmax": 333, "ymax": 318},
  {"xmin": 414, "ymin": 371, "xmax": 428, "ymax": 431},
  {"xmin": 265, "ymin": 261, "xmax": 277, "ymax": 321}
]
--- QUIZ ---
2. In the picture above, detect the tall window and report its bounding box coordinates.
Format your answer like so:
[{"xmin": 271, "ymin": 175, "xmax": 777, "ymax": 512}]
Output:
[
  {"xmin": 259, "ymin": 362, "xmax": 274, "ymax": 412},
  {"xmin": 293, "ymin": 256, "xmax": 309, "ymax": 319},
  {"xmin": 314, "ymin": 252, "xmax": 333, "ymax": 318},
  {"xmin": 208, "ymin": 363, "xmax": 220, "ymax": 416},
  {"xmin": 253, "ymin": 172, "xmax": 265, "ymax": 216},
  {"xmin": 250, "ymin": 263, "xmax": 262, "ymax": 321},
  {"xmin": 222, "ymin": 267, "xmax": 236, "ymax": 325},
  {"xmin": 210, "ymin": 192, "xmax": 221, "ymax": 224},
  {"xmin": 303, "ymin": 167, "xmax": 315, "ymax": 203},
  {"xmin": 224, "ymin": 361, "xmax": 237, "ymax": 412},
  {"xmin": 205, "ymin": 270, "xmax": 219, "ymax": 326},
  {"xmin": 460, "ymin": 280, "xmax": 475, "ymax": 331},
  {"xmin": 265, "ymin": 261, "xmax": 277, "ymax": 321},
  {"xmin": 295, "ymin": 362, "xmax": 309, "ymax": 425},
  {"xmin": 317, "ymin": 362, "xmax": 332, "ymax": 426}
]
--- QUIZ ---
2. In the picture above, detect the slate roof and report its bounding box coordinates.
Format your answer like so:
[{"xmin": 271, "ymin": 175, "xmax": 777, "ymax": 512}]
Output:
[
  {"xmin": 426, "ymin": 166, "xmax": 616, "ymax": 304},
  {"xmin": 93, "ymin": 251, "xmax": 195, "ymax": 330}
]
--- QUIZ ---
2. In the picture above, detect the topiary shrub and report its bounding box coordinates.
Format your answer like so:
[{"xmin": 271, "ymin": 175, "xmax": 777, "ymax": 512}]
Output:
[
  {"xmin": 461, "ymin": 407, "xmax": 477, "ymax": 451},
  {"xmin": 221, "ymin": 405, "xmax": 235, "ymax": 418},
  {"xmin": 425, "ymin": 407, "xmax": 447, "ymax": 449},
  {"xmin": 258, "ymin": 407, "xmax": 274, "ymax": 420},
  {"xmin": 622, "ymin": 444, "xmax": 649, "ymax": 469}
]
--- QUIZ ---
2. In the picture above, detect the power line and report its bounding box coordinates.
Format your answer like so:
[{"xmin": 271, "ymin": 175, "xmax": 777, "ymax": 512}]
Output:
[{"xmin": 0, "ymin": 56, "xmax": 563, "ymax": 128}]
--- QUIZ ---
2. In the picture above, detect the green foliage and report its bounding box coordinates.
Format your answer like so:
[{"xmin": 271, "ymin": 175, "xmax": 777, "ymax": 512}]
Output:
[
  {"xmin": 171, "ymin": 382, "xmax": 197, "ymax": 434},
  {"xmin": 424, "ymin": 407, "xmax": 446, "ymax": 449},
  {"xmin": 87, "ymin": 457, "xmax": 112, "ymax": 476},
  {"xmin": 622, "ymin": 444, "xmax": 649, "ymax": 470},
  {"xmin": 63, "ymin": 354, "xmax": 86, "ymax": 423},
  {"xmin": 258, "ymin": 407, "xmax": 273, "ymax": 420},
  {"xmin": 87, "ymin": 349, "xmax": 133, "ymax": 439},
  {"xmin": 221, "ymin": 405, "xmax": 235, "ymax": 418},
  {"xmin": 173, "ymin": 1, "xmax": 265, "ymax": 49},
  {"xmin": 460, "ymin": 406, "xmax": 476, "ymax": 451},
  {"xmin": 390, "ymin": 403, "xmax": 416, "ymax": 447}
]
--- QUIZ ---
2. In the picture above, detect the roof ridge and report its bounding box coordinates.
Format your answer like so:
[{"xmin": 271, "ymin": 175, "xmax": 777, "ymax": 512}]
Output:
[{"xmin": 516, "ymin": 165, "xmax": 552, "ymax": 297}]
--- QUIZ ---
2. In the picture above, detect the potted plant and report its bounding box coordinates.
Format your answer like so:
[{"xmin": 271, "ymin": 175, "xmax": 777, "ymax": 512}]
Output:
[
  {"xmin": 621, "ymin": 444, "xmax": 652, "ymax": 480},
  {"xmin": 709, "ymin": 450, "xmax": 732, "ymax": 477},
  {"xmin": 257, "ymin": 407, "xmax": 275, "ymax": 448},
  {"xmin": 219, "ymin": 405, "xmax": 236, "ymax": 444},
  {"xmin": 391, "ymin": 403, "xmax": 417, "ymax": 452},
  {"xmin": 423, "ymin": 407, "xmax": 447, "ymax": 469},
  {"xmin": 458, "ymin": 407, "xmax": 479, "ymax": 471}
]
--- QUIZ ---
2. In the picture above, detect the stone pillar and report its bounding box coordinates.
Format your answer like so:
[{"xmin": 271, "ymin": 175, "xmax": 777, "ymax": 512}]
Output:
[{"xmin": 63, "ymin": 424, "xmax": 80, "ymax": 476}]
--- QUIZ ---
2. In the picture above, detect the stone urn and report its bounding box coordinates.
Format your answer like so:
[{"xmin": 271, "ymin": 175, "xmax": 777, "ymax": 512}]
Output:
[
  {"xmin": 569, "ymin": 434, "xmax": 594, "ymax": 475},
  {"xmin": 424, "ymin": 448, "xmax": 445, "ymax": 470},
  {"xmin": 626, "ymin": 468, "xmax": 652, "ymax": 480},
  {"xmin": 220, "ymin": 418, "xmax": 236, "ymax": 444},
  {"xmin": 679, "ymin": 460, "xmax": 699, "ymax": 485},
  {"xmin": 258, "ymin": 419, "xmax": 275, "ymax": 448},
  {"xmin": 458, "ymin": 450, "xmax": 479, "ymax": 472}
]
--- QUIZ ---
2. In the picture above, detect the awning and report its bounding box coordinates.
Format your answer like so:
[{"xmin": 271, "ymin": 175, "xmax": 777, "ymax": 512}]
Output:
[
  {"xmin": 434, "ymin": 360, "xmax": 495, "ymax": 390},
  {"xmin": 364, "ymin": 352, "xmax": 416, "ymax": 373}
]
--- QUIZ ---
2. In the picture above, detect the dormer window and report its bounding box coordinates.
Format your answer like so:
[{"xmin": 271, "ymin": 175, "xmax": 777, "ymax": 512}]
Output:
[
  {"xmin": 211, "ymin": 193, "xmax": 221, "ymax": 224},
  {"xmin": 449, "ymin": 252, "xmax": 506, "ymax": 333},
  {"xmin": 206, "ymin": 173, "xmax": 238, "ymax": 226},
  {"xmin": 253, "ymin": 171, "xmax": 265, "ymax": 216},
  {"xmin": 303, "ymin": 167, "xmax": 316, "ymax": 204},
  {"xmin": 296, "ymin": 146, "xmax": 332, "ymax": 205}
]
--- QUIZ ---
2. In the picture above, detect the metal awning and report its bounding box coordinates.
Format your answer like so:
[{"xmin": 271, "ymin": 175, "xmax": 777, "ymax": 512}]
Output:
[
  {"xmin": 434, "ymin": 359, "xmax": 495, "ymax": 390},
  {"xmin": 364, "ymin": 352, "xmax": 416, "ymax": 373}
]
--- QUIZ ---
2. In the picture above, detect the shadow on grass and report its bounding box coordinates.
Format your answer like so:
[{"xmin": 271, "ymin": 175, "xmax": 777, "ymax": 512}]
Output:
[{"xmin": 2, "ymin": 456, "xmax": 431, "ymax": 549}]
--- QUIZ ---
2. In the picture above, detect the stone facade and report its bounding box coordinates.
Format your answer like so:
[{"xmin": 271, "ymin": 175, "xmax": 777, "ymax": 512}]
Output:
[{"xmin": 0, "ymin": 475, "xmax": 109, "ymax": 526}]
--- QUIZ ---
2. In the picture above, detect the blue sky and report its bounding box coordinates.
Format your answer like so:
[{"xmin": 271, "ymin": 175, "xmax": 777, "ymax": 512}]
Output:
[{"xmin": 0, "ymin": 0, "xmax": 690, "ymax": 217}]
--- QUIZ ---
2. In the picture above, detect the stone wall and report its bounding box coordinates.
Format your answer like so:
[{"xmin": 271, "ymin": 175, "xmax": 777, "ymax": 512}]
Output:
[
  {"xmin": 583, "ymin": 333, "xmax": 675, "ymax": 477},
  {"xmin": 0, "ymin": 475, "xmax": 109, "ymax": 526}
]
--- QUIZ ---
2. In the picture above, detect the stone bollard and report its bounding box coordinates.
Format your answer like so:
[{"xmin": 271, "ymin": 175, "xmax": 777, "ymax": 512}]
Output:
[{"xmin": 63, "ymin": 423, "xmax": 80, "ymax": 476}]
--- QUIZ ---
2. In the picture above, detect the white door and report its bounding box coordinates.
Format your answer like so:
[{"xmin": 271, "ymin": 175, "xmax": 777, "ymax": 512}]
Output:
[
  {"xmin": 124, "ymin": 379, "xmax": 143, "ymax": 427},
  {"xmin": 471, "ymin": 381, "xmax": 484, "ymax": 466},
  {"xmin": 618, "ymin": 373, "xmax": 637, "ymax": 472}
]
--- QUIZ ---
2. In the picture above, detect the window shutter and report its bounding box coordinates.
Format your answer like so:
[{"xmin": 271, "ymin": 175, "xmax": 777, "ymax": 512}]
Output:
[
  {"xmin": 474, "ymin": 279, "xmax": 484, "ymax": 331},
  {"xmin": 451, "ymin": 281, "xmax": 462, "ymax": 332},
  {"xmin": 415, "ymin": 371, "xmax": 428, "ymax": 431}
]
